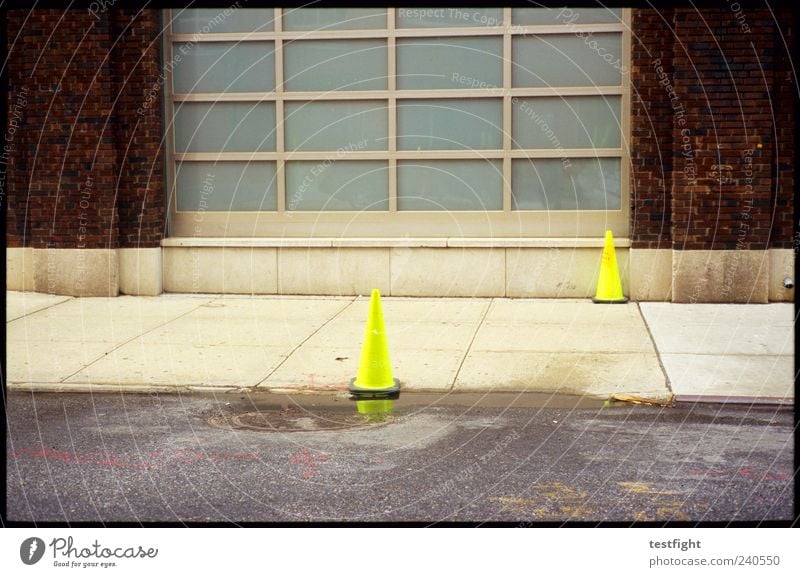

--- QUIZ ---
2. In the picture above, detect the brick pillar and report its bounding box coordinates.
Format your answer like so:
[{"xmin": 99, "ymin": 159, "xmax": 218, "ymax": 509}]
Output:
[
  {"xmin": 6, "ymin": 9, "xmax": 165, "ymax": 296},
  {"xmin": 767, "ymin": 9, "xmax": 796, "ymax": 300},
  {"xmin": 630, "ymin": 8, "xmax": 674, "ymax": 250},
  {"xmin": 628, "ymin": 8, "xmax": 675, "ymax": 300},
  {"xmin": 670, "ymin": 8, "xmax": 775, "ymax": 302},
  {"xmin": 110, "ymin": 10, "xmax": 165, "ymax": 294}
]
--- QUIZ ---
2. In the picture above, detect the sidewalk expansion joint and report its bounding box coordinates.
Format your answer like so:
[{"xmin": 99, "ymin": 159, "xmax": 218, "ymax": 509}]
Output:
[
  {"xmin": 254, "ymin": 295, "xmax": 359, "ymax": 388},
  {"xmin": 450, "ymin": 297, "xmax": 494, "ymax": 392},
  {"xmin": 56, "ymin": 297, "xmax": 218, "ymax": 384},
  {"xmin": 7, "ymin": 295, "xmax": 75, "ymax": 323},
  {"xmin": 637, "ymin": 302, "xmax": 673, "ymax": 396}
]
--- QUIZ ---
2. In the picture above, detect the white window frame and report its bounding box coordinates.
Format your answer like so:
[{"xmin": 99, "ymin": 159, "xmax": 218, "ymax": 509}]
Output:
[{"xmin": 164, "ymin": 8, "xmax": 631, "ymax": 238}]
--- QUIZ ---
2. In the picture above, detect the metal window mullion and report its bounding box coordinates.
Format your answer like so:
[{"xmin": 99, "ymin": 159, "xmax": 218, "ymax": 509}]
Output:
[
  {"xmin": 621, "ymin": 9, "xmax": 632, "ymax": 236},
  {"xmin": 172, "ymin": 86, "xmax": 624, "ymax": 102},
  {"xmin": 275, "ymin": 8, "xmax": 286, "ymax": 213},
  {"xmin": 166, "ymin": 9, "xmax": 179, "ymax": 235},
  {"xmin": 502, "ymin": 7, "xmax": 512, "ymax": 213},
  {"xmin": 388, "ymin": 10, "xmax": 397, "ymax": 212},
  {"xmin": 169, "ymin": 22, "xmax": 624, "ymax": 43}
]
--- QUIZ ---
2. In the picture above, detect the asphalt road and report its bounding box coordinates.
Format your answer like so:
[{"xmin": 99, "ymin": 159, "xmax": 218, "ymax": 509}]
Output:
[{"xmin": 4, "ymin": 391, "xmax": 795, "ymax": 524}]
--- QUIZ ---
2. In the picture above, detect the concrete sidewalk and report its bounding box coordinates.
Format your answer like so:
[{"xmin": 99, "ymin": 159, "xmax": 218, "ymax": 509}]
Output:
[{"xmin": 5, "ymin": 291, "xmax": 794, "ymax": 404}]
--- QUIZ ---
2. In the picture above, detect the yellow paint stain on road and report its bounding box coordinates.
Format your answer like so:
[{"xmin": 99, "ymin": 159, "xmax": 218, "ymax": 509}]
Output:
[
  {"xmin": 490, "ymin": 496, "xmax": 539, "ymax": 506},
  {"xmin": 618, "ymin": 481, "xmax": 679, "ymax": 496},
  {"xmin": 532, "ymin": 481, "xmax": 588, "ymax": 502},
  {"xmin": 488, "ymin": 496, "xmax": 547, "ymax": 516},
  {"xmin": 620, "ymin": 482, "xmax": 699, "ymax": 521},
  {"xmin": 656, "ymin": 507, "xmax": 690, "ymax": 521},
  {"xmin": 490, "ymin": 480, "xmax": 702, "ymax": 521}
]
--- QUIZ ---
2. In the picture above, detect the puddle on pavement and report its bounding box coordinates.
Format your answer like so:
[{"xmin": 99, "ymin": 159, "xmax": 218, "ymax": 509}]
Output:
[
  {"xmin": 205, "ymin": 391, "xmax": 617, "ymax": 433},
  {"xmin": 208, "ymin": 405, "xmax": 392, "ymax": 433}
]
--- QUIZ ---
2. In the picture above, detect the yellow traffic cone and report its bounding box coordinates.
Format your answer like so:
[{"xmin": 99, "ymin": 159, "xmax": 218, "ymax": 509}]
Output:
[
  {"xmin": 349, "ymin": 289, "xmax": 400, "ymax": 414},
  {"xmin": 592, "ymin": 230, "xmax": 628, "ymax": 304}
]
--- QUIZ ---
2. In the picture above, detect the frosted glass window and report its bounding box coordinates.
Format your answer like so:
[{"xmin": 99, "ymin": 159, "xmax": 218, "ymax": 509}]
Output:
[
  {"xmin": 512, "ymin": 34, "xmax": 622, "ymax": 87},
  {"xmin": 396, "ymin": 37, "xmax": 502, "ymax": 90},
  {"xmin": 512, "ymin": 158, "xmax": 620, "ymax": 210},
  {"xmin": 284, "ymin": 40, "xmax": 387, "ymax": 92},
  {"xmin": 174, "ymin": 103, "xmax": 276, "ymax": 152},
  {"xmin": 283, "ymin": 8, "xmax": 386, "ymax": 30},
  {"xmin": 173, "ymin": 42, "xmax": 275, "ymax": 93},
  {"xmin": 286, "ymin": 161, "xmax": 389, "ymax": 211},
  {"xmin": 512, "ymin": 8, "xmax": 622, "ymax": 25},
  {"xmin": 176, "ymin": 162, "xmax": 277, "ymax": 211},
  {"xmin": 397, "ymin": 99, "xmax": 502, "ymax": 150},
  {"xmin": 512, "ymin": 96, "xmax": 621, "ymax": 149},
  {"xmin": 397, "ymin": 160, "xmax": 503, "ymax": 211},
  {"xmin": 284, "ymin": 101, "xmax": 387, "ymax": 152},
  {"xmin": 396, "ymin": 8, "xmax": 503, "ymax": 28},
  {"xmin": 171, "ymin": 9, "xmax": 275, "ymax": 33}
]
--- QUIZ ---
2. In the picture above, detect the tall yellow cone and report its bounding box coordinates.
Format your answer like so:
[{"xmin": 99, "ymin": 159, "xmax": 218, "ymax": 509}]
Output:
[
  {"xmin": 349, "ymin": 289, "xmax": 400, "ymax": 414},
  {"xmin": 592, "ymin": 230, "xmax": 628, "ymax": 304}
]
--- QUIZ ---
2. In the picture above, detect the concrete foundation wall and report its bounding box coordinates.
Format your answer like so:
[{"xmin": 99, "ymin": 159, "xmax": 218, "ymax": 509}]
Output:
[{"xmin": 7, "ymin": 245, "xmax": 793, "ymax": 302}]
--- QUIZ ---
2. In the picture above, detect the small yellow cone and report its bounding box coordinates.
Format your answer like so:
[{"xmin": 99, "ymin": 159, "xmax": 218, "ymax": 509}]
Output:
[
  {"xmin": 350, "ymin": 289, "xmax": 400, "ymax": 414},
  {"xmin": 592, "ymin": 230, "xmax": 628, "ymax": 304}
]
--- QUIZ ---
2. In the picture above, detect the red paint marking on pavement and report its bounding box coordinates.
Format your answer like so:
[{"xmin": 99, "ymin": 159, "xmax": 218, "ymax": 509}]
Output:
[
  {"xmin": 687, "ymin": 467, "xmax": 791, "ymax": 482},
  {"xmin": 687, "ymin": 469, "xmax": 727, "ymax": 478},
  {"xmin": 289, "ymin": 448, "xmax": 331, "ymax": 479},
  {"xmin": 374, "ymin": 455, "xmax": 384, "ymax": 464},
  {"xmin": 9, "ymin": 446, "xmax": 262, "ymax": 469},
  {"xmin": 737, "ymin": 467, "xmax": 791, "ymax": 481}
]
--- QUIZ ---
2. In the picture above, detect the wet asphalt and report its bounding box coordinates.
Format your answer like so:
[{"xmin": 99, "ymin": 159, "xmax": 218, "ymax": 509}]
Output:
[{"xmin": 4, "ymin": 391, "xmax": 796, "ymax": 524}]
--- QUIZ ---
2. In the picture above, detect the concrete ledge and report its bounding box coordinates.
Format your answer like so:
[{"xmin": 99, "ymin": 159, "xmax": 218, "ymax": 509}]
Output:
[
  {"xmin": 278, "ymin": 247, "xmax": 390, "ymax": 295},
  {"xmin": 333, "ymin": 238, "xmax": 447, "ymax": 248},
  {"xmin": 163, "ymin": 237, "xmax": 334, "ymax": 248},
  {"xmin": 163, "ymin": 247, "xmax": 278, "ymax": 294},
  {"xmin": 672, "ymin": 250, "xmax": 769, "ymax": 303},
  {"xmin": 32, "ymin": 248, "xmax": 119, "ymax": 297},
  {"xmin": 768, "ymin": 248, "xmax": 794, "ymax": 302},
  {"xmin": 6, "ymin": 247, "xmax": 35, "ymax": 292},
  {"xmin": 391, "ymin": 248, "xmax": 505, "ymax": 297},
  {"xmin": 448, "ymin": 237, "xmax": 631, "ymax": 248},
  {"xmin": 119, "ymin": 247, "xmax": 162, "ymax": 296},
  {"xmin": 164, "ymin": 237, "xmax": 631, "ymax": 249},
  {"xmin": 506, "ymin": 247, "xmax": 629, "ymax": 298}
]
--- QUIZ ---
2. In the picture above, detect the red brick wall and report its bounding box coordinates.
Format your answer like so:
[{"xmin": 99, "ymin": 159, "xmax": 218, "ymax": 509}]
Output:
[
  {"xmin": 110, "ymin": 10, "xmax": 165, "ymax": 248},
  {"xmin": 630, "ymin": 8, "xmax": 794, "ymax": 251},
  {"xmin": 630, "ymin": 8, "xmax": 674, "ymax": 249},
  {"xmin": 8, "ymin": 9, "xmax": 793, "ymax": 253},
  {"xmin": 5, "ymin": 9, "xmax": 164, "ymax": 250},
  {"xmin": 770, "ymin": 9, "xmax": 795, "ymax": 249}
]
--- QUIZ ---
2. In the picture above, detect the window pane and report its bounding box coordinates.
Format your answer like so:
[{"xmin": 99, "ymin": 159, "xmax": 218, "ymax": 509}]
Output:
[
  {"xmin": 283, "ymin": 8, "xmax": 387, "ymax": 30},
  {"xmin": 398, "ymin": 160, "xmax": 503, "ymax": 211},
  {"xmin": 171, "ymin": 8, "xmax": 275, "ymax": 33},
  {"xmin": 512, "ymin": 96, "xmax": 621, "ymax": 149},
  {"xmin": 396, "ymin": 8, "xmax": 503, "ymax": 28},
  {"xmin": 286, "ymin": 161, "xmax": 389, "ymax": 211},
  {"xmin": 396, "ymin": 37, "xmax": 502, "ymax": 90},
  {"xmin": 512, "ymin": 7, "xmax": 622, "ymax": 25},
  {"xmin": 512, "ymin": 34, "xmax": 622, "ymax": 87},
  {"xmin": 512, "ymin": 157, "xmax": 620, "ymax": 210},
  {"xmin": 174, "ymin": 102, "xmax": 276, "ymax": 152},
  {"xmin": 173, "ymin": 42, "xmax": 275, "ymax": 93},
  {"xmin": 284, "ymin": 101, "xmax": 387, "ymax": 151},
  {"xmin": 397, "ymin": 99, "xmax": 502, "ymax": 150},
  {"xmin": 176, "ymin": 162, "xmax": 277, "ymax": 211},
  {"xmin": 284, "ymin": 40, "xmax": 387, "ymax": 92}
]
